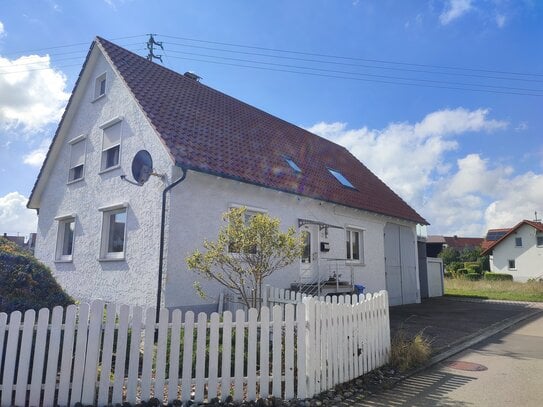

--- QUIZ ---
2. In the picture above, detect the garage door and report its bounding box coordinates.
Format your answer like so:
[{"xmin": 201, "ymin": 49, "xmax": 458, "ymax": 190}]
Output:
[{"xmin": 384, "ymin": 223, "xmax": 419, "ymax": 306}]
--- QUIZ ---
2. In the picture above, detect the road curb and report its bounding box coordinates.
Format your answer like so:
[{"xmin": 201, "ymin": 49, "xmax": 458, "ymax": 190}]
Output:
[{"xmin": 408, "ymin": 307, "xmax": 543, "ymax": 377}]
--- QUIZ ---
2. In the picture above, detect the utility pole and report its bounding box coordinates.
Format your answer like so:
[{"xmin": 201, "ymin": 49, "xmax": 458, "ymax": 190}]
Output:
[{"xmin": 146, "ymin": 34, "xmax": 164, "ymax": 63}]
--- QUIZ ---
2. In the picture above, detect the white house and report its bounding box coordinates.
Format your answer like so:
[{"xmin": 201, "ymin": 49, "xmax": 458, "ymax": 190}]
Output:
[
  {"xmin": 482, "ymin": 220, "xmax": 543, "ymax": 281},
  {"xmin": 27, "ymin": 37, "xmax": 428, "ymax": 312}
]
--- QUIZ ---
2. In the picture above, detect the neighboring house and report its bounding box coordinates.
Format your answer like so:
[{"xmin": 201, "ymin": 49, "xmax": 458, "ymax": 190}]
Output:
[
  {"xmin": 481, "ymin": 228, "xmax": 510, "ymax": 251},
  {"xmin": 27, "ymin": 37, "xmax": 428, "ymax": 312},
  {"xmin": 1, "ymin": 233, "xmax": 36, "ymax": 253},
  {"xmin": 426, "ymin": 235, "xmax": 483, "ymax": 258},
  {"xmin": 482, "ymin": 220, "xmax": 543, "ymax": 281}
]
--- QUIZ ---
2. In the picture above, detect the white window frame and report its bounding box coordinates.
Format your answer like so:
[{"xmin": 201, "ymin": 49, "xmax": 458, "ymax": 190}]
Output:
[
  {"xmin": 99, "ymin": 116, "xmax": 123, "ymax": 173},
  {"xmin": 345, "ymin": 225, "xmax": 365, "ymax": 264},
  {"xmin": 515, "ymin": 237, "xmax": 522, "ymax": 247},
  {"xmin": 93, "ymin": 72, "xmax": 107, "ymax": 101},
  {"xmin": 67, "ymin": 134, "xmax": 86, "ymax": 184},
  {"xmin": 99, "ymin": 203, "xmax": 128, "ymax": 261},
  {"xmin": 508, "ymin": 259, "xmax": 516, "ymax": 270},
  {"xmin": 54, "ymin": 214, "xmax": 76, "ymax": 262}
]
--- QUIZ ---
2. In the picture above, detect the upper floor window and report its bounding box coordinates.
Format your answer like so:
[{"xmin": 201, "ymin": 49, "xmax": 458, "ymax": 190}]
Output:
[
  {"xmin": 100, "ymin": 118, "xmax": 122, "ymax": 172},
  {"xmin": 328, "ymin": 168, "xmax": 355, "ymax": 188},
  {"xmin": 94, "ymin": 73, "xmax": 107, "ymax": 100},
  {"xmin": 68, "ymin": 136, "xmax": 86, "ymax": 183},
  {"xmin": 346, "ymin": 228, "xmax": 364, "ymax": 263},
  {"xmin": 515, "ymin": 237, "xmax": 522, "ymax": 247},
  {"xmin": 99, "ymin": 204, "xmax": 128, "ymax": 260},
  {"xmin": 55, "ymin": 216, "xmax": 75, "ymax": 262}
]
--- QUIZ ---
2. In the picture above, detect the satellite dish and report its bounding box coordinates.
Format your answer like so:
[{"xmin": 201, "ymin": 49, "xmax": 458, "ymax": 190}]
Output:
[{"xmin": 131, "ymin": 150, "xmax": 153, "ymax": 185}]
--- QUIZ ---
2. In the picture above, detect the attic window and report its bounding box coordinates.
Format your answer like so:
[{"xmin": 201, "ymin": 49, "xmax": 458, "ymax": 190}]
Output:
[
  {"xmin": 328, "ymin": 168, "xmax": 354, "ymax": 188},
  {"xmin": 94, "ymin": 73, "xmax": 106, "ymax": 100},
  {"xmin": 285, "ymin": 157, "xmax": 301, "ymax": 173},
  {"xmin": 100, "ymin": 119, "xmax": 122, "ymax": 172},
  {"xmin": 68, "ymin": 136, "xmax": 86, "ymax": 183}
]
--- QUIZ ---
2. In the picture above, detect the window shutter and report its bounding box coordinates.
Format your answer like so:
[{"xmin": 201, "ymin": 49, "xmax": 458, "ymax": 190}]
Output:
[
  {"xmin": 70, "ymin": 140, "xmax": 85, "ymax": 168},
  {"xmin": 103, "ymin": 121, "xmax": 121, "ymax": 149}
]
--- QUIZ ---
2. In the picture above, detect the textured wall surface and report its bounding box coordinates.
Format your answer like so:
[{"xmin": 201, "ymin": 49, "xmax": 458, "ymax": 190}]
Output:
[
  {"xmin": 165, "ymin": 170, "xmax": 419, "ymax": 311},
  {"xmin": 490, "ymin": 224, "xmax": 543, "ymax": 281},
  {"xmin": 34, "ymin": 48, "xmax": 173, "ymax": 307}
]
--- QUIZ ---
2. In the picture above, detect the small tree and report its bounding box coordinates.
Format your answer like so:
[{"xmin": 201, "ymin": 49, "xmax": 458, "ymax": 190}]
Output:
[{"xmin": 186, "ymin": 207, "xmax": 304, "ymax": 309}]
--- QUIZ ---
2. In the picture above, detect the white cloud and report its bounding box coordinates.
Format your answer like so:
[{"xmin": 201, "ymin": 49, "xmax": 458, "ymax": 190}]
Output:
[
  {"xmin": 0, "ymin": 54, "xmax": 69, "ymax": 132},
  {"xmin": 23, "ymin": 138, "xmax": 51, "ymax": 167},
  {"xmin": 0, "ymin": 21, "xmax": 5, "ymax": 38},
  {"xmin": 439, "ymin": 0, "xmax": 473, "ymax": 25},
  {"xmin": 305, "ymin": 107, "xmax": 543, "ymax": 236},
  {"xmin": 496, "ymin": 14, "xmax": 506, "ymax": 28},
  {"xmin": 0, "ymin": 192, "xmax": 37, "ymax": 236}
]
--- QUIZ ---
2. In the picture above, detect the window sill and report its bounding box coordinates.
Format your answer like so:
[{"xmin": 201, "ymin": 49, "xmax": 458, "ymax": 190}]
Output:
[
  {"xmin": 346, "ymin": 261, "xmax": 365, "ymax": 266},
  {"xmin": 99, "ymin": 256, "xmax": 125, "ymax": 262},
  {"xmin": 67, "ymin": 177, "xmax": 84, "ymax": 185},
  {"xmin": 99, "ymin": 165, "xmax": 121, "ymax": 175},
  {"xmin": 92, "ymin": 94, "xmax": 106, "ymax": 103},
  {"xmin": 55, "ymin": 259, "xmax": 73, "ymax": 263}
]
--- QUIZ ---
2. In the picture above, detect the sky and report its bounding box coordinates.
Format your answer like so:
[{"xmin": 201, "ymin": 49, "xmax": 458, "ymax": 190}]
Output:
[{"xmin": 0, "ymin": 0, "xmax": 542, "ymax": 238}]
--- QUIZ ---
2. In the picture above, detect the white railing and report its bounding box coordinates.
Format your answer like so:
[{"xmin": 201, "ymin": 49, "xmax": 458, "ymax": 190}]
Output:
[{"xmin": 0, "ymin": 291, "xmax": 390, "ymax": 407}]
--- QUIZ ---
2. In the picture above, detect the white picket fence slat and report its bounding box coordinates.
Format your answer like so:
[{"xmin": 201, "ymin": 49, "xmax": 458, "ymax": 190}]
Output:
[{"xmin": 0, "ymin": 290, "xmax": 390, "ymax": 406}]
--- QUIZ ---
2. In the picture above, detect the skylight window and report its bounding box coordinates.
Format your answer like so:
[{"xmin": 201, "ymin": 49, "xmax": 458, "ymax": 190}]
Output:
[
  {"xmin": 328, "ymin": 168, "xmax": 354, "ymax": 188},
  {"xmin": 285, "ymin": 157, "xmax": 301, "ymax": 173}
]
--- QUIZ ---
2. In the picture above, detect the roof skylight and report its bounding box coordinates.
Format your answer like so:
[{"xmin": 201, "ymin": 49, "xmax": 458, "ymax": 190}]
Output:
[
  {"xmin": 285, "ymin": 157, "xmax": 301, "ymax": 173},
  {"xmin": 328, "ymin": 168, "xmax": 354, "ymax": 188}
]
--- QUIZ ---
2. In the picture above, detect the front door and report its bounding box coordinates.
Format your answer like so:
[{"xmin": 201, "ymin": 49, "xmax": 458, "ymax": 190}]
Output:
[{"xmin": 300, "ymin": 224, "xmax": 319, "ymax": 283}]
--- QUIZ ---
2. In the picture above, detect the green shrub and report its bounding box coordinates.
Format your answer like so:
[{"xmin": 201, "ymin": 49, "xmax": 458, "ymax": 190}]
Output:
[
  {"xmin": 465, "ymin": 263, "xmax": 482, "ymax": 274},
  {"xmin": 0, "ymin": 237, "xmax": 74, "ymax": 313},
  {"xmin": 444, "ymin": 271, "xmax": 453, "ymax": 279},
  {"xmin": 455, "ymin": 268, "xmax": 469, "ymax": 276},
  {"xmin": 447, "ymin": 261, "xmax": 464, "ymax": 273},
  {"xmin": 465, "ymin": 272, "xmax": 481, "ymax": 281},
  {"xmin": 484, "ymin": 272, "xmax": 513, "ymax": 281}
]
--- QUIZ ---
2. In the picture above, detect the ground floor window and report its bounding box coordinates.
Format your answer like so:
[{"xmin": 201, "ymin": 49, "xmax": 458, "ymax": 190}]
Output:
[
  {"xmin": 346, "ymin": 228, "xmax": 364, "ymax": 263},
  {"xmin": 100, "ymin": 207, "xmax": 127, "ymax": 260},
  {"xmin": 55, "ymin": 217, "xmax": 75, "ymax": 261},
  {"xmin": 508, "ymin": 259, "xmax": 516, "ymax": 269}
]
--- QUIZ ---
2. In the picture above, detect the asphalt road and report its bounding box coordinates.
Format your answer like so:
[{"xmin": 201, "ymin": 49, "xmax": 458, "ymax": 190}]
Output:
[{"xmin": 358, "ymin": 312, "xmax": 543, "ymax": 406}]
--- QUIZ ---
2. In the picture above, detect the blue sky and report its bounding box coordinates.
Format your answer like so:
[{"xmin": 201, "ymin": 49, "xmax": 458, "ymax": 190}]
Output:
[{"xmin": 1, "ymin": 0, "xmax": 542, "ymax": 238}]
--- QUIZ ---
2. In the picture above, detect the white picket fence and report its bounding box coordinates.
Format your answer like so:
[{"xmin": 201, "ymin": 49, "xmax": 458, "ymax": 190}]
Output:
[{"xmin": 0, "ymin": 291, "xmax": 390, "ymax": 407}]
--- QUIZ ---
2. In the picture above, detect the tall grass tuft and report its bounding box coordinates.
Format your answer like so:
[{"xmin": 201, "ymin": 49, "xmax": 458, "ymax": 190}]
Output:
[{"xmin": 389, "ymin": 329, "xmax": 432, "ymax": 372}]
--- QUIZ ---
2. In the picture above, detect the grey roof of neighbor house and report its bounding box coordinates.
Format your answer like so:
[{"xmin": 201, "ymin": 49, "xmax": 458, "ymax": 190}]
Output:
[{"xmin": 29, "ymin": 36, "xmax": 428, "ymax": 226}]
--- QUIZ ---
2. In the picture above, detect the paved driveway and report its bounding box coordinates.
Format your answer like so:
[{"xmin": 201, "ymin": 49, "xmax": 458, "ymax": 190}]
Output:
[
  {"xmin": 358, "ymin": 312, "xmax": 543, "ymax": 406},
  {"xmin": 389, "ymin": 296, "xmax": 542, "ymax": 353}
]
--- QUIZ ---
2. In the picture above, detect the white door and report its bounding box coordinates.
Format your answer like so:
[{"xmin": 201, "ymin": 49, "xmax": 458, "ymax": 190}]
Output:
[
  {"xmin": 384, "ymin": 223, "xmax": 419, "ymax": 305},
  {"xmin": 300, "ymin": 225, "xmax": 319, "ymax": 283},
  {"xmin": 427, "ymin": 259, "xmax": 444, "ymax": 297}
]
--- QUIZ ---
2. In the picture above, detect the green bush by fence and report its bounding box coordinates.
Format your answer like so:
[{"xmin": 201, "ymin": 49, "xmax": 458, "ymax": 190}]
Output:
[{"xmin": 465, "ymin": 272, "xmax": 481, "ymax": 281}]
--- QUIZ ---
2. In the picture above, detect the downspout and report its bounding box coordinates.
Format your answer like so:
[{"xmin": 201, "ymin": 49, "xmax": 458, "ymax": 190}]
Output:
[{"xmin": 156, "ymin": 166, "xmax": 187, "ymax": 322}]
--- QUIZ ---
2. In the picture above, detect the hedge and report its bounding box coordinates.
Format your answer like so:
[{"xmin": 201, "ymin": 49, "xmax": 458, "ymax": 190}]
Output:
[
  {"xmin": 465, "ymin": 272, "xmax": 481, "ymax": 281},
  {"xmin": 483, "ymin": 272, "xmax": 513, "ymax": 281},
  {"xmin": 465, "ymin": 263, "xmax": 482, "ymax": 274},
  {"xmin": 0, "ymin": 237, "xmax": 74, "ymax": 313}
]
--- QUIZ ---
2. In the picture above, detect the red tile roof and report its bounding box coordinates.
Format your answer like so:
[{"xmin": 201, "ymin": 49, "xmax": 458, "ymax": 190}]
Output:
[
  {"xmin": 29, "ymin": 37, "xmax": 428, "ymax": 225},
  {"xmin": 482, "ymin": 220, "xmax": 543, "ymax": 255}
]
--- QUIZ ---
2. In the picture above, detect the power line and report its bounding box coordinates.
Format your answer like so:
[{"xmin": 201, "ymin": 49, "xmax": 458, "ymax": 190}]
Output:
[
  {"xmin": 163, "ymin": 40, "xmax": 543, "ymax": 84},
  {"xmin": 167, "ymin": 55, "xmax": 543, "ymax": 97},
  {"xmin": 164, "ymin": 49, "xmax": 542, "ymax": 94},
  {"xmin": 159, "ymin": 34, "xmax": 543, "ymax": 78}
]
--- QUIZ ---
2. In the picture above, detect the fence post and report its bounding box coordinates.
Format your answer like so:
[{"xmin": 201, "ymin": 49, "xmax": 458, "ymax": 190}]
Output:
[
  {"xmin": 303, "ymin": 297, "xmax": 315, "ymax": 398},
  {"xmin": 296, "ymin": 302, "xmax": 307, "ymax": 399}
]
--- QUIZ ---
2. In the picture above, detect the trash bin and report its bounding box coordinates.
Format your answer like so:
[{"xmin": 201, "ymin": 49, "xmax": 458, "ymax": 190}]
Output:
[{"xmin": 354, "ymin": 284, "xmax": 365, "ymax": 294}]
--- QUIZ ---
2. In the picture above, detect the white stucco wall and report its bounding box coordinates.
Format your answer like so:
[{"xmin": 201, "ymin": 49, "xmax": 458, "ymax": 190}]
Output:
[
  {"xmin": 489, "ymin": 224, "xmax": 543, "ymax": 281},
  {"xmin": 34, "ymin": 48, "xmax": 174, "ymax": 307},
  {"xmin": 164, "ymin": 170, "xmax": 419, "ymax": 312}
]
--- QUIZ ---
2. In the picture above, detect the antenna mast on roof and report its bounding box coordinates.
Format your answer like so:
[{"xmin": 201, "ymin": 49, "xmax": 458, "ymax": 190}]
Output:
[
  {"xmin": 146, "ymin": 33, "xmax": 163, "ymax": 63},
  {"xmin": 535, "ymin": 211, "xmax": 541, "ymax": 222}
]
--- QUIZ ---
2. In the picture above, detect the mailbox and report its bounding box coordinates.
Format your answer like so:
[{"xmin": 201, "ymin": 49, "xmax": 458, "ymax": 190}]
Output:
[{"xmin": 320, "ymin": 242, "xmax": 330, "ymax": 252}]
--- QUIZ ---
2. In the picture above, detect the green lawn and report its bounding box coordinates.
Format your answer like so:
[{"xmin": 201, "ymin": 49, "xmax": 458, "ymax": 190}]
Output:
[{"xmin": 444, "ymin": 278, "xmax": 543, "ymax": 302}]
